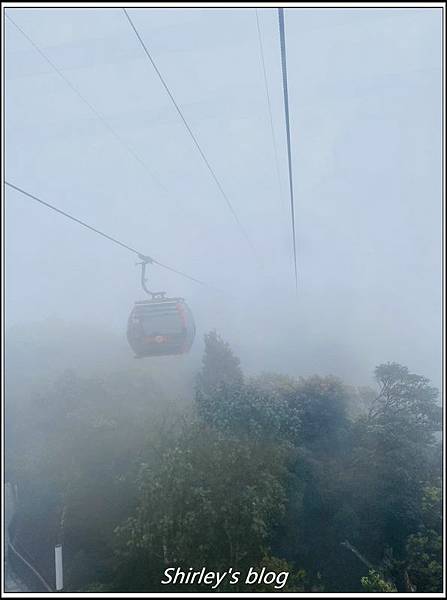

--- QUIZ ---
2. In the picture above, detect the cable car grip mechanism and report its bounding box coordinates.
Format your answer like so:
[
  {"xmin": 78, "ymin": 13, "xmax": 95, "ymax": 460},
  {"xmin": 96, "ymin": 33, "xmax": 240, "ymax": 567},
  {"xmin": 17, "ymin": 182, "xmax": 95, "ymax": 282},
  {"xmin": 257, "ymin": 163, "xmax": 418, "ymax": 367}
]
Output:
[{"xmin": 136, "ymin": 254, "xmax": 166, "ymax": 300}]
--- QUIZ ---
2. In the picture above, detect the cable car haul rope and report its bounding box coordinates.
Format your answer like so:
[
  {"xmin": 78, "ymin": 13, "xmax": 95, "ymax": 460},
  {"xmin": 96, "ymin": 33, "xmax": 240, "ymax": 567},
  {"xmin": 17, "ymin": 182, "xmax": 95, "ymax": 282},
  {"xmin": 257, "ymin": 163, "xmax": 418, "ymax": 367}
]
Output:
[
  {"xmin": 6, "ymin": 8, "xmax": 300, "ymax": 357},
  {"xmin": 278, "ymin": 8, "xmax": 298, "ymax": 292},
  {"xmin": 6, "ymin": 181, "xmax": 198, "ymax": 357}
]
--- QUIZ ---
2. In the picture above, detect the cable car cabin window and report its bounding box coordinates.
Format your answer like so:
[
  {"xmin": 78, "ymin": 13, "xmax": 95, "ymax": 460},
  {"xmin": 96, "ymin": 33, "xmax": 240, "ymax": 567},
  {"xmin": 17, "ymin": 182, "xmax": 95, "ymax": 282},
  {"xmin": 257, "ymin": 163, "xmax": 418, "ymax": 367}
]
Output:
[{"xmin": 140, "ymin": 306, "xmax": 183, "ymax": 336}]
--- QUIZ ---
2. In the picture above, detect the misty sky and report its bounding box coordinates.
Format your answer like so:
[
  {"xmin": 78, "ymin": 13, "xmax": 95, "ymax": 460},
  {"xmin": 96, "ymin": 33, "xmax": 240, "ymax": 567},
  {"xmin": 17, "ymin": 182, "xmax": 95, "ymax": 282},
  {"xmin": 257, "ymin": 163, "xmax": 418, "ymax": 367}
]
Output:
[{"xmin": 5, "ymin": 7, "xmax": 443, "ymax": 387}]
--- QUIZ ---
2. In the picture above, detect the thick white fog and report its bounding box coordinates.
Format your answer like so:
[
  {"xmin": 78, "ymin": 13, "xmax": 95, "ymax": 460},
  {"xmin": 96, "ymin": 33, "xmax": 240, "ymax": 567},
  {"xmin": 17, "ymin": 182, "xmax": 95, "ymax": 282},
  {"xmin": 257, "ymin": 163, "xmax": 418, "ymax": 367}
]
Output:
[{"xmin": 5, "ymin": 7, "xmax": 442, "ymax": 387}]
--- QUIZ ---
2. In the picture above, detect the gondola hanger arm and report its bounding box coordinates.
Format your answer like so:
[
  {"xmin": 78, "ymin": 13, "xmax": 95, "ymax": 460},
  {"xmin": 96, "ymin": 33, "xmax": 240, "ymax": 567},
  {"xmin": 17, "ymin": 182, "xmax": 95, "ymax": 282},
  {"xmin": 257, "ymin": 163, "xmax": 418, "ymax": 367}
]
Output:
[{"xmin": 136, "ymin": 255, "xmax": 165, "ymax": 299}]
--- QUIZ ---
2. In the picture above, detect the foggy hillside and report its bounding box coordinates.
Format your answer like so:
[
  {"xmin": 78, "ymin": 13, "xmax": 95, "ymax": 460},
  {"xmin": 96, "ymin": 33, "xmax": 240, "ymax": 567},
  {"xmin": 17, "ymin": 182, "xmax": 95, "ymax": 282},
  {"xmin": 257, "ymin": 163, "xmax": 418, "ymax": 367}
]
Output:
[{"xmin": 4, "ymin": 5, "xmax": 443, "ymax": 596}]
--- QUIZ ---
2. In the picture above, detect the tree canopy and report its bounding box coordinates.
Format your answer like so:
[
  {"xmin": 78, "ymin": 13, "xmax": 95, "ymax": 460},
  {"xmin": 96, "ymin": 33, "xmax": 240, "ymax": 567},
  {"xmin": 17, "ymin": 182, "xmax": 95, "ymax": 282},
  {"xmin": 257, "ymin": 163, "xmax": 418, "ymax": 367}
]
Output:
[{"xmin": 6, "ymin": 330, "xmax": 442, "ymax": 593}]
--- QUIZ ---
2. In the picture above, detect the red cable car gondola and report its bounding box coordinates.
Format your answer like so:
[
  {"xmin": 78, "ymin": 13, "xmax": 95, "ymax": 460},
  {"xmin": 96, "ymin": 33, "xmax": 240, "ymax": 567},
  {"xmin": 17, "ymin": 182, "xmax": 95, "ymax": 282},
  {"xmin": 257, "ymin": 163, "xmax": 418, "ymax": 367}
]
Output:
[{"xmin": 127, "ymin": 256, "xmax": 196, "ymax": 358}]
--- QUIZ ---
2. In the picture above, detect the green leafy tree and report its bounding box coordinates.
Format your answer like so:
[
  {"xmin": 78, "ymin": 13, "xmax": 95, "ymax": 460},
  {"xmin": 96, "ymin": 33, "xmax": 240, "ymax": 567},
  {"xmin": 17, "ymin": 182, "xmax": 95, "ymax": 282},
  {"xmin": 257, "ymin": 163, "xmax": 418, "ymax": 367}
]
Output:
[
  {"xmin": 9, "ymin": 363, "xmax": 183, "ymax": 591},
  {"xmin": 369, "ymin": 363, "xmax": 441, "ymax": 437},
  {"xmin": 345, "ymin": 363, "xmax": 441, "ymax": 586},
  {"xmin": 7, "ymin": 322, "xmax": 442, "ymax": 595},
  {"xmin": 197, "ymin": 330, "xmax": 243, "ymax": 395},
  {"xmin": 196, "ymin": 334, "xmax": 300, "ymax": 440},
  {"xmin": 404, "ymin": 483, "xmax": 442, "ymax": 592},
  {"xmin": 361, "ymin": 569, "xmax": 397, "ymax": 592},
  {"xmin": 290, "ymin": 375, "xmax": 350, "ymax": 450},
  {"xmin": 114, "ymin": 421, "xmax": 290, "ymax": 592}
]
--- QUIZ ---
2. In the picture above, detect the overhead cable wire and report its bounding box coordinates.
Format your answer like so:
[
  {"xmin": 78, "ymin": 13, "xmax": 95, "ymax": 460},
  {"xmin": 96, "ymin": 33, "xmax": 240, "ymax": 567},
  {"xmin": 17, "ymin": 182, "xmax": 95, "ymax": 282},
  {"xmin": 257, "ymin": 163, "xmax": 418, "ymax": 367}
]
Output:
[
  {"xmin": 5, "ymin": 181, "xmax": 206, "ymax": 286},
  {"xmin": 278, "ymin": 8, "xmax": 298, "ymax": 292},
  {"xmin": 122, "ymin": 8, "xmax": 258, "ymax": 260},
  {"xmin": 255, "ymin": 10, "xmax": 285, "ymax": 217},
  {"xmin": 5, "ymin": 13, "xmax": 165, "ymax": 191}
]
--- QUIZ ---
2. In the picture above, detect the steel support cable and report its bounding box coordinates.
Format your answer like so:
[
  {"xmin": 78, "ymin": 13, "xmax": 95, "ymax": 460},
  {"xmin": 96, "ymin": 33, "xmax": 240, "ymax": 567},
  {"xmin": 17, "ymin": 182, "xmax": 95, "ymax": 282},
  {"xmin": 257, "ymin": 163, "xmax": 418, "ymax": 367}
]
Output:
[
  {"xmin": 8, "ymin": 541, "xmax": 53, "ymax": 593},
  {"xmin": 255, "ymin": 9, "xmax": 285, "ymax": 217},
  {"xmin": 5, "ymin": 13, "xmax": 165, "ymax": 191},
  {"xmin": 122, "ymin": 8, "xmax": 259, "ymax": 261},
  {"xmin": 5, "ymin": 181, "xmax": 206, "ymax": 286},
  {"xmin": 278, "ymin": 8, "xmax": 298, "ymax": 291}
]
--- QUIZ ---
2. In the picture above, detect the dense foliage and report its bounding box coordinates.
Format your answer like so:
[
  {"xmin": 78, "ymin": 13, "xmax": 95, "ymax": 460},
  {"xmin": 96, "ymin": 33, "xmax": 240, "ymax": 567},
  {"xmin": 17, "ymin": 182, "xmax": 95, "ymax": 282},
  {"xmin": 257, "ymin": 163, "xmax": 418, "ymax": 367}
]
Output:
[{"xmin": 6, "ymin": 330, "xmax": 442, "ymax": 592}]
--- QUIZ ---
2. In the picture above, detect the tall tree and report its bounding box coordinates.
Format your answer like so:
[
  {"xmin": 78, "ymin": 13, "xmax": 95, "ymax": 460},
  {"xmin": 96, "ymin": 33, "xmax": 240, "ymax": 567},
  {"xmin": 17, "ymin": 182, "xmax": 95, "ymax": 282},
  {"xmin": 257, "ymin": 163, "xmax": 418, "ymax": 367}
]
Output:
[
  {"xmin": 114, "ymin": 422, "xmax": 290, "ymax": 592},
  {"xmin": 346, "ymin": 363, "xmax": 441, "ymax": 583},
  {"xmin": 196, "ymin": 331, "xmax": 243, "ymax": 394}
]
